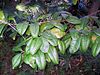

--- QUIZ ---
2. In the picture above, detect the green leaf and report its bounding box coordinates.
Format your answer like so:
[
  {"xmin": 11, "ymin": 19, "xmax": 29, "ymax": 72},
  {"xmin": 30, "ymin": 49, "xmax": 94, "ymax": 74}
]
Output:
[
  {"xmin": 12, "ymin": 53, "xmax": 22, "ymax": 69},
  {"xmin": 0, "ymin": 10, "xmax": 5, "ymax": 20},
  {"xmin": 30, "ymin": 23, "xmax": 39, "ymax": 38},
  {"xmin": 80, "ymin": 35, "xmax": 90, "ymax": 52},
  {"xmin": 92, "ymin": 37, "xmax": 100, "ymax": 57},
  {"xmin": 64, "ymin": 38, "xmax": 71, "ymax": 49},
  {"xmin": 50, "ymin": 28, "xmax": 66, "ymax": 39},
  {"xmin": 12, "ymin": 47, "xmax": 22, "ymax": 52},
  {"xmin": 58, "ymin": 40, "xmax": 66, "ymax": 54},
  {"xmin": 40, "ymin": 37, "xmax": 50, "ymax": 53},
  {"xmin": 66, "ymin": 15, "xmax": 81, "ymax": 24},
  {"xmin": 41, "ymin": 31, "xmax": 58, "ymax": 46},
  {"xmin": 45, "ymin": 54, "xmax": 51, "ymax": 62},
  {"xmin": 35, "ymin": 51, "xmax": 46, "ymax": 70},
  {"xmin": 0, "ymin": 24, "xmax": 5, "ymax": 34},
  {"xmin": 80, "ymin": 17, "xmax": 89, "ymax": 29},
  {"xmin": 70, "ymin": 29, "xmax": 79, "ymax": 39},
  {"xmin": 41, "ymin": 31, "xmax": 57, "ymax": 39},
  {"xmin": 48, "ymin": 38, "xmax": 58, "ymax": 46},
  {"xmin": 40, "ymin": 22, "xmax": 54, "ymax": 32},
  {"xmin": 72, "ymin": 0, "xmax": 78, "ymax": 5},
  {"xmin": 24, "ymin": 53, "xmax": 36, "ymax": 68},
  {"xmin": 29, "ymin": 37, "xmax": 42, "ymax": 55},
  {"xmin": 51, "ymin": 21, "xmax": 65, "ymax": 31},
  {"xmin": 94, "ymin": 28, "xmax": 100, "ymax": 36},
  {"xmin": 16, "ymin": 4, "xmax": 26, "ymax": 11},
  {"xmin": 25, "ymin": 38, "xmax": 33, "ymax": 53},
  {"xmin": 16, "ymin": 22, "xmax": 29, "ymax": 35},
  {"xmin": 47, "ymin": 46, "xmax": 59, "ymax": 64},
  {"xmin": 69, "ymin": 38, "xmax": 81, "ymax": 54}
]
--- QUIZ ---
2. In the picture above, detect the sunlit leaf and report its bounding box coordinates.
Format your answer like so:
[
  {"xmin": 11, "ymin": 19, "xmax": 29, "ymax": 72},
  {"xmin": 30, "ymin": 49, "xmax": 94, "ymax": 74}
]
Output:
[
  {"xmin": 72, "ymin": 0, "xmax": 78, "ymax": 5},
  {"xmin": 50, "ymin": 28, "xmax": 66, "ymax": 38},
  {"xmin": 0, "ymin": 10, "xmax": 5, "ymax": 20}
]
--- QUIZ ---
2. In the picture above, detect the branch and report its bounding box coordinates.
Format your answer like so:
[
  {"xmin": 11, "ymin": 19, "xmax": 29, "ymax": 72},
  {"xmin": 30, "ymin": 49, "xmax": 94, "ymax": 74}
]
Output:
[{"xmin": 0, "ymin": 20, "xmax": 17, "ymax": 31}]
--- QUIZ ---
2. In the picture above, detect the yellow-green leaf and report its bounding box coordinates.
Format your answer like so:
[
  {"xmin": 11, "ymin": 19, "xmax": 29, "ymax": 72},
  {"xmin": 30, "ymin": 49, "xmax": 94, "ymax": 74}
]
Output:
[{"xmin": 50, "ymin": 28, "xmax": 66, "ymax": 38}]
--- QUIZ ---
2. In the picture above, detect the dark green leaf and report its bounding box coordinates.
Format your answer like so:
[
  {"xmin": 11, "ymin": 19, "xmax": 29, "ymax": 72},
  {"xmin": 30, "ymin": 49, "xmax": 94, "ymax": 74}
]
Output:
[
  {"xmin": 24, "ymin": 53, "xmax": 36, "ymax": 68},
  {"xmin": 66, "ymin": 15, "xmax": 81, "ymax": 24},
  {"xmin": 35, "ymin": 51, "xmax": 46, "ymax": 70},
  {"xmin": 16, "ymin": 22, "xmax": 29, "ymax": 35},
  {"xmin": 40, "ymin": 37, "xmax": 50, "ymax": 53},
  {"xmin": 92, "ymin": 37, "xmax": 100, "ymax": 57},
  {"xmin": 0, "ymin": 24, "xmax": 5, "ymax": 34},
  {"xmin": 12, "ymin": 53, "xmax": 22, "ymax": 69},
  {"xmin": 69, "ymin": 38, "xmax": 81, "ymax": 54},
  {"xmin": 30, "ymin": 23, "xmax": 39, "ymax": 38},
  {"xmin": 47, "ymin": 46, "xmax": 59, "ymax": 64},
  {"xmin": 29, "ymin": 37, "xmax": 42, "ymax": 55},
  {"xmin": 58, "ymin": 40, "xmax": 66, "ymax": 54},
  {"xmin": 40, "ymin": 22, "xmax": 54, "ymax": 32}
]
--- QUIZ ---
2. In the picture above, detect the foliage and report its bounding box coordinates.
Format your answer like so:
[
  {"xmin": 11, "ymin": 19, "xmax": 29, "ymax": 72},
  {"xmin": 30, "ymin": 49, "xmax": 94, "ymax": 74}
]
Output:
[{"xmin": 0, "ymin": 0, "xmax": 100, "ymax": 70}]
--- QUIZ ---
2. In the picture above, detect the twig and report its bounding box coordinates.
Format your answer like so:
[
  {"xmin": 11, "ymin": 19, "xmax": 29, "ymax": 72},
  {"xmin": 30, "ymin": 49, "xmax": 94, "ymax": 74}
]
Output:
[
  {"xmin": 88, "ymin": 10, "xmax": 100, "ymax": 16},
  {"xmin": 0, "ymin": 20, "xmax": 16, "ymax": 31}
]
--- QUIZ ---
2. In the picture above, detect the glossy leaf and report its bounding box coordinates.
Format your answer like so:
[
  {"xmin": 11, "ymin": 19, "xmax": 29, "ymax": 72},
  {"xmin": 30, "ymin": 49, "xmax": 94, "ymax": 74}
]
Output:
[
  {"xmin": 12, "ymin": 53, "xmax": 22, "ymax": 69},
  {"xmin": 45, "ymin": 54, "xmax": 51, "ymax": 62},
  {"xmin": 30, "ymin": 23, "xmax": 39, "ymax": 38},
  {"xmin": 47, "ymin": 46, "xmax": 59, "ymax": 64},
  {"xmin": 64, "ymin": 38, "xmax": 71, "ymax": 49},
  {"xmin": 16, "ymin": 22, "xmax": 29, "ymax": 35},
  {"xmin": 69, "ymin": 38, "xmax": 81, "ymax": 54},
  {"xmin": 41, "ymin": 31, "xmax": 58, "ymax": 46},
  {"xmin": 66, "ymin": 15, "xmax": 81, "ymax": 24},
  {"xmin": 29, "ymin": 37, "xmax": 42, "ymax": 55},
  {"xmin": 41, "ymin": 31, "xmax": 57, "ymax": 39},
  {"xmin": 58, "ymin": 40, "xmax": 66, "ymax": 54},
  {"xmin": 92, "ymin": 37, "xmax": 100, "ymax": 57},
  {"xmin": 94, "ymin": 28, "xmax": 100, "ymax": 36},
  {"xmin": 40, "ymin": 22, "xmax": 54, "ymax": 32},
  {"xmin": 51, "ymin": 21, "xmax": 65, "ymax": 31},
  {"xmin": 24, "ymin": 53, "xmax": 36, "ymax": 68},
  {"xmin": 0, "ymin": 24, "xmax": 5, "ymax": 34},
  {"xmin": 40, "ymin": 37, "xmax": 50, "ymax": 53},
  {"xmin": 70, "ymin": 29, "xmax": 79, "ymax": 39},
  {"xmin": 80, "ymin": 35, "xmax": 90, "ymax": 52},
  {"xmin": 35, "ymin": 51, "xmax": 46, "ymax": 70}
]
